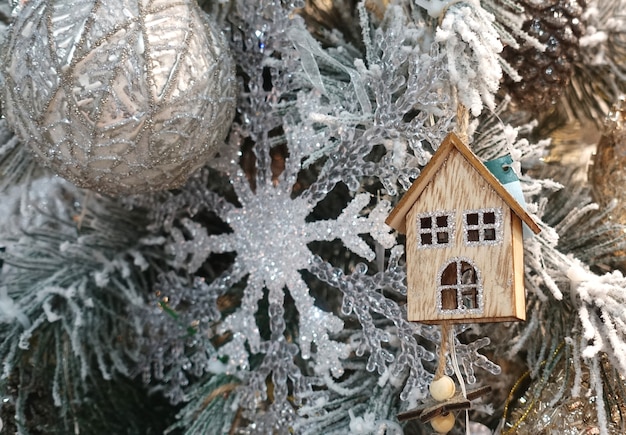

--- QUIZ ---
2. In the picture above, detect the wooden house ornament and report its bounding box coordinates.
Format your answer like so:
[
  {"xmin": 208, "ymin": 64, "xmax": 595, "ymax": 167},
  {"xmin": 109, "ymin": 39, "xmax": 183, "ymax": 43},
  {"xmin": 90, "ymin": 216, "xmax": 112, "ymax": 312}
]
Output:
[{"xmin": 386, "ymin": 132, "xmax": 540, "ymax": 325}]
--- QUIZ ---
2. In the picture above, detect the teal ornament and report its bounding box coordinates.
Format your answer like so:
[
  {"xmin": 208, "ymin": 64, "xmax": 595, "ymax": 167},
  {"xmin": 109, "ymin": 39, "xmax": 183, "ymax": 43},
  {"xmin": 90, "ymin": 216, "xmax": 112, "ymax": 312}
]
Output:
[{"xmin": 485, "ymin": 155, "xmax": 533, "ymax": 238}]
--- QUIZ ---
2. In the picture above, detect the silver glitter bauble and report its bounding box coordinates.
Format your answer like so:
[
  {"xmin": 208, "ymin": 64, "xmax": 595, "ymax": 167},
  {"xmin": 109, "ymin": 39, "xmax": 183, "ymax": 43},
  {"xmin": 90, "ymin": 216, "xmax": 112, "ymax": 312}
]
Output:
[{"xmin": 1, "ymin": 0, "xmax": 236, "ymax": 195}]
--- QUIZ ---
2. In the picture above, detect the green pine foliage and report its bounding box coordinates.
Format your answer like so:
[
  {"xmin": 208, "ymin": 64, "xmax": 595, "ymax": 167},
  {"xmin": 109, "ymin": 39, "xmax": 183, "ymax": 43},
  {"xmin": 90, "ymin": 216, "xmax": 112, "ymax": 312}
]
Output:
[{"xmin": 0, "ymin": 182, "xmax": 173, "ymax": 433}]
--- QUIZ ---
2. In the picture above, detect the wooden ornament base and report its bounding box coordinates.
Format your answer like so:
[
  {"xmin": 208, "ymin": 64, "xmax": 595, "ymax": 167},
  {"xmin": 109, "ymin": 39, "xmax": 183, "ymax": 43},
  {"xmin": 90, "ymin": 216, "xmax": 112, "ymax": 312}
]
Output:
[{"xmin": 397, "ymin": 385, "xmax": 491, "ymax": 423}]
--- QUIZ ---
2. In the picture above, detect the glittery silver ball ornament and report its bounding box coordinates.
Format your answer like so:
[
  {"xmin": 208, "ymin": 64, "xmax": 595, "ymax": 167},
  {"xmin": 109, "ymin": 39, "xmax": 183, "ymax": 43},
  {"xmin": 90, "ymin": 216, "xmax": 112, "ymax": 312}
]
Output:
[{"xmin": 1, "ymin": 0, "xmax": 236, "ymax": 195}]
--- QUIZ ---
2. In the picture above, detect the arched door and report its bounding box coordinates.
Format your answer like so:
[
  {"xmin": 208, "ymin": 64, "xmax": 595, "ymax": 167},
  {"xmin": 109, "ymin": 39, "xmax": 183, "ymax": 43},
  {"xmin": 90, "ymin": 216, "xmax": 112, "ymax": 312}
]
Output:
[{"xmin": 438, "ymin": 258, "xmax": 482, "ymax": 312}]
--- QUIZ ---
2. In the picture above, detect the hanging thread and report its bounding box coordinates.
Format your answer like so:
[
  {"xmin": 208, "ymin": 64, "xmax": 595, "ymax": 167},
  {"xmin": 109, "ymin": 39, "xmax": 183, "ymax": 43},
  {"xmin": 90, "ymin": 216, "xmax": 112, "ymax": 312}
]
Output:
[
  {"xmin": 448, "ymin": 326, "xmax": 471, "ymax": 435},
  {"xmin": 454, "ymin": 101, "xmax": 471, "ymax": 145},
  {"xmin": 435, "ymin": 322, "xmax": 451, "ymax": 379}
]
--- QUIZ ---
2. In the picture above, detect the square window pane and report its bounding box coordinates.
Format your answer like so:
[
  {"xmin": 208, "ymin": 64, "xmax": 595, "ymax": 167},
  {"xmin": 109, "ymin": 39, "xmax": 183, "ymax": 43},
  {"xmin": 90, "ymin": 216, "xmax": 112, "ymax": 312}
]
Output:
[
  {"xmin": 436, "ymin": 232, "xmax": 449, "ymax": 244},
  {"xmin": 484, "ymin": 228, "xmax": 496, "ymax": 240},
  {"xmin": 483, "ymin": 212, "xmax": 496, "ymax": 224},
  {"xmin": 466, "ymin": 213, "xmax": 479, "ymax": 225},
  {"xmin": 420, "ymin": 217, "xmax": 432, "ymax": 229},
  {"xmin": 436, "ymin": 215, "xmax": 448, "ymax": 228},
  {"xmin": 420, "ymin": 233, "xmax": 432, "ymax": 245},
  {"xmin": 467, "ymin": 230, "xmax": 479, "ymax": 242}
]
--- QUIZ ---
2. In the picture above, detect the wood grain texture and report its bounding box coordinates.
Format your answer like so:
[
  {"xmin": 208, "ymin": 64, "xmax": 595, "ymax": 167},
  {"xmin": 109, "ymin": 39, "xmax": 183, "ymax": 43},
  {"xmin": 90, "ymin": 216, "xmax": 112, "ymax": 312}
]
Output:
[
  {"xmin": 511, "ymin": 215, "xmax": 526, "ymax": 321},
  {"xmin": 386, "ymin": 135, "xmax": 456, "ymax": 234},
  {"xmin": 386, "ymin": 132, "xmax": 541, "ymax": 235},
  {"xmin": 405, "ymin": 150, "xmax": 525, "ymax": 324}
]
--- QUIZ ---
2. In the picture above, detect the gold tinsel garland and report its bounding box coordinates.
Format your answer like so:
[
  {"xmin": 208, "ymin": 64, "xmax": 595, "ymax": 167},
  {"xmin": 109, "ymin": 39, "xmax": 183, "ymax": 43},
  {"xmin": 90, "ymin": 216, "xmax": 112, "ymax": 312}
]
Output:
[{"xmin": 502, "ymin": 349, "xmax": 626, "ymax": 434}]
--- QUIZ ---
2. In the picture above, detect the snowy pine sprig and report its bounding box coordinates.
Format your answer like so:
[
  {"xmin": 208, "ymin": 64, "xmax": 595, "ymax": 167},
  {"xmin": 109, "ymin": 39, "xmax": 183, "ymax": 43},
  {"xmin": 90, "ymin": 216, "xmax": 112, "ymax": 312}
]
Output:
[
  {"xmin": 564, "ymin": 0, "xmax": 626, "ymax": 123},
  {"xmin": 0, "ymin": 179, "xmax": 159, "ymax": 432},
  {"xmin": 429, "ymin": 1, "xmax": 503, "ymax": 115}
]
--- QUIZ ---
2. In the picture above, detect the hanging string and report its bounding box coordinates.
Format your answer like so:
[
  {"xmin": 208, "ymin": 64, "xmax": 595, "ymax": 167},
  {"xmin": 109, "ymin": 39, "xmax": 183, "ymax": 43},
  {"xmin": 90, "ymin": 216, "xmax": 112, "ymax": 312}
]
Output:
[
  {"xmin": 435, "ymin": 322, "xmax": 451, "ymax": 380},
  {"xmin": 448, "ymin": 326, "xmax": 471, "ymax": 435},
  {"xmin": 486, "ymin": 104, "xmax": 524, "ymax": 176},
  {"xmin": 454, "ymin": 101, "xmax": 471, "ymax": 145},
  {"xmin": 449, "ymin": 327, "xmax": 466, "ymax": 398}
]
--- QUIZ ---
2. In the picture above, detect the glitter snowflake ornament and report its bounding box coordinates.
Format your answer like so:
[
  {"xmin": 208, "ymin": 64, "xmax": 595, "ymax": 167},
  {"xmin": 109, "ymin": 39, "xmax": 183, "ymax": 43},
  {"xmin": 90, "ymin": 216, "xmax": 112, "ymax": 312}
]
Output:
[{"xmin": 1, "ymin": 0, "xmax": 236, "ymax": 195}]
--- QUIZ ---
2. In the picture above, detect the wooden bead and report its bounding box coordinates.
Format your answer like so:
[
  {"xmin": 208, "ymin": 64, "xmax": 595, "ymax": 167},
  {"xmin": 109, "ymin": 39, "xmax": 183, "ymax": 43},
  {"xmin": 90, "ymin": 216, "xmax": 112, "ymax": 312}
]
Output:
[
  {"xmin": 429, "ymin": 375, "xmax": 456, "ymax": 401},
  {"xmin": 430, "ymin": 412, "xmax": 456, "ymax": 433}
]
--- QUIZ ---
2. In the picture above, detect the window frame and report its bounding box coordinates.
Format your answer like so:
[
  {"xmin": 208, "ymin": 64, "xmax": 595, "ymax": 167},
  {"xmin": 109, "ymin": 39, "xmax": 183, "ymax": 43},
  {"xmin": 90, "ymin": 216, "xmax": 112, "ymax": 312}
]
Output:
[
  {"xmin": 415, "ymin": 210, "xmax": 456, "ymax": 249},
  {"xmin": 437, "ymin": 257, "xmax": 484, "ymax": 314},
  {"xmin": 462, "ymin": 207, "xmax": 503, "ymax": 246}
]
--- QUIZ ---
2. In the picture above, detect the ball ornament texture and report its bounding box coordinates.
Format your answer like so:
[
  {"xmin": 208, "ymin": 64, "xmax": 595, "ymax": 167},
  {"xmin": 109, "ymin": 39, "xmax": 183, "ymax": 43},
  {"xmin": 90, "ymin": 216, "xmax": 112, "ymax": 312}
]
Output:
[{"xmin": 1, "ymin": 0, "xmax": 236, "ymax": 195}]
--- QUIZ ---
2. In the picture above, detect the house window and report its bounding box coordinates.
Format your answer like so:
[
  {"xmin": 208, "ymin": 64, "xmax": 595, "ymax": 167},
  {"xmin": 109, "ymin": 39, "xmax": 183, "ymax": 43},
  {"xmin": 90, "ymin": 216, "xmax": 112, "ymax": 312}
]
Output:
[
  {"xmin": 463, "ymin": 208, "xmax": 502, "ymax": 246},
  {"xmin": 438, "ymin": 258, "xmax": 483, "ymax": 313},
  {"xmin": 416, "ymin": 211, "xmax": 455, "ymax": 249}
]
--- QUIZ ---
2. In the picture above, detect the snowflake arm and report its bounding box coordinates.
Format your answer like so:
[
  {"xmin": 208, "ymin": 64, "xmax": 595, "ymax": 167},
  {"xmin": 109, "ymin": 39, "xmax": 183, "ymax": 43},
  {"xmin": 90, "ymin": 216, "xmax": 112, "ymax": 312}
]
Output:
[
  {"xmin": 308, "ymin": 193, "xmax": 394, "ymax": 262},
  {"xmin": 310, "ymin": 249, "xmax": 436, "ymax": 402},
  {"xmin": 287, "ymin": 272, "xmax": 349, "ymax": 377},
  {"xmin": 165, "ymin": 218, "xmax": 235, "ymax": 273},
  {"xmin": 452, "ymin": 336, "xmax": 501, "ymax": 384}
]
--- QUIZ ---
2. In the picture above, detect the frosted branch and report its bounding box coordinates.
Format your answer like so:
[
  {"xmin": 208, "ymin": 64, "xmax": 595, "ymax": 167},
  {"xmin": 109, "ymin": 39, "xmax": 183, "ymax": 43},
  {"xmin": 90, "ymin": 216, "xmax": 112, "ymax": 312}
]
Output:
[{"xmin": 435, "ymin": 2, "xmax": 503, "ymax": 115}]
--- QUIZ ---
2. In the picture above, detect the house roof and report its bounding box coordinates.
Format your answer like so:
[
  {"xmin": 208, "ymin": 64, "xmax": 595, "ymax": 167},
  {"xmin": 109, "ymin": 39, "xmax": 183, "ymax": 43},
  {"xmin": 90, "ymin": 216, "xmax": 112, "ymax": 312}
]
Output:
[{"xmin": 385, "ymin": 132, "xmax": 541, "ymax": 235}]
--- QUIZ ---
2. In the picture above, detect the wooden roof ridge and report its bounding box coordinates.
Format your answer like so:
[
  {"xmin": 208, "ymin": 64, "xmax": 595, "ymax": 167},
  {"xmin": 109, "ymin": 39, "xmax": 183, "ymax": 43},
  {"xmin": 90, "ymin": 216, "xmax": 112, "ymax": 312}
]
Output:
[{"xmin": 385, "ymin": 132, "xmax": 541, "ymax": 235}]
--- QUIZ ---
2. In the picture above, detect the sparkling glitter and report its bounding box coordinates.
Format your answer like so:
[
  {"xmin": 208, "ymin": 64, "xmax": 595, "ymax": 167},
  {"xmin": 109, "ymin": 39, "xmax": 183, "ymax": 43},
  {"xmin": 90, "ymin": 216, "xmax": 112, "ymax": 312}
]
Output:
[
  {"xmin": 416, "ymin": 210, "xmax": 456, "ymax": 249},
  {"xmin": 435, "ymin": 256, "xmax": 484, "ymax": 315},
  {"xmin": 1, "ymin": 0, "xmax": 236, "ymax": 195},
  {"xmin": 462, "ymin": 207, "xmax": 503, "ymax": 246}
]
